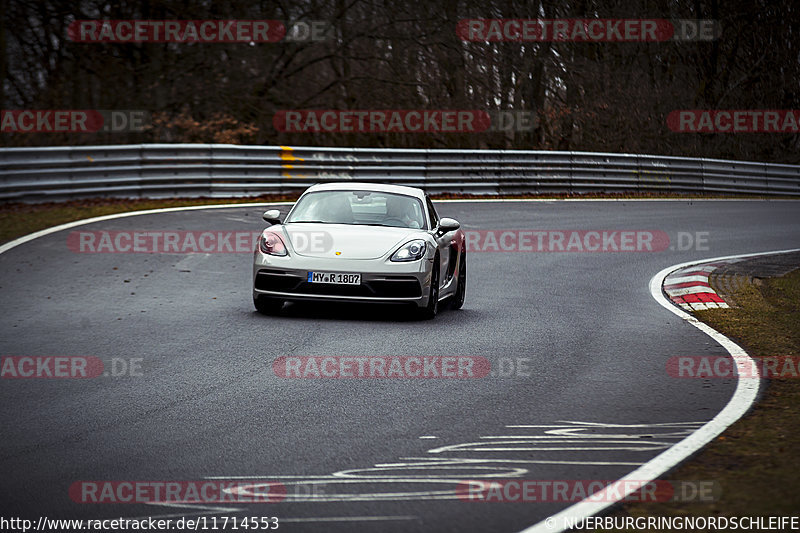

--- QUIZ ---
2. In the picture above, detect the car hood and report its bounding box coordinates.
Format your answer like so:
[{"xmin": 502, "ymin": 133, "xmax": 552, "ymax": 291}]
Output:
[{"xmin": 282, "ymin": 223, "xmax": 424, "ymax": 260}]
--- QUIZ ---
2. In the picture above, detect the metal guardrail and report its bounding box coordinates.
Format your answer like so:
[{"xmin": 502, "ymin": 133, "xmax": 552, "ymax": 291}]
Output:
[{"xmin": 1, "ymin": 144, "xmax": 799, "ymax": 201}]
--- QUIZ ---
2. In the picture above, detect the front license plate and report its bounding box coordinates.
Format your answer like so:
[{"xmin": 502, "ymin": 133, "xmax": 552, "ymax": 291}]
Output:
[{"xmin": 307, "ymin": 272, "xmax": 361, "ymax": 285}]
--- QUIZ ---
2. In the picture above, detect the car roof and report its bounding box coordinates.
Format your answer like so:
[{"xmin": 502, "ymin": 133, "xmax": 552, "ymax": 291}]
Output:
[{"xmin": 303, "ymin": 182, "xmax": 426, "ymax": 200}]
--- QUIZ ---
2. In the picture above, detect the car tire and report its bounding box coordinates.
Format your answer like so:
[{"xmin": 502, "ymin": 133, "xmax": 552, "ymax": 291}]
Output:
[
  {"xmin": 419, "ymin": 258, "xmax": 440, "ymax": 320},
  {"xmin": 450, "ymin": 251, "xmax": 466, "ymax": 310},
  {"xmin": 254, "ymin": 295, "xmax": 283, "ymax": 315}
]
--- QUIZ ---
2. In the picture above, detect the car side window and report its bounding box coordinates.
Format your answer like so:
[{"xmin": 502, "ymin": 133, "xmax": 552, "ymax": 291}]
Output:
[{"xmin": 426, "ymin": 196, "xmax": 439, "ymax": 229}]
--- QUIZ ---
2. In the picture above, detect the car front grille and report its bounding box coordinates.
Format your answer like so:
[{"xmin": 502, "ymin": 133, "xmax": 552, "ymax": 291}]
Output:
[{"xmin": 255, "ymin": 270, "xmax": 421, "ymax": 298}]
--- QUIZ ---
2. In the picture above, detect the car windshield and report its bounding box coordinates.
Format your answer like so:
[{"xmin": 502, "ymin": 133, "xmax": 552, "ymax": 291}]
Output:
[{"xmin": 286, "ymin": 190, "xmax": 426, "ymax": 229}]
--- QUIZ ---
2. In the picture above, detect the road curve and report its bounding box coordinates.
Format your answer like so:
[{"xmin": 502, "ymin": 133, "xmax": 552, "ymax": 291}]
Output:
[{"xmin": 1, "ymin": 200, "xmax": 799, "ymax": 532}]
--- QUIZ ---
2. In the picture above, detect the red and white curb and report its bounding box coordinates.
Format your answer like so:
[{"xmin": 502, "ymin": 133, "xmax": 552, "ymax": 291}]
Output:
[{"xmin": 663, "ymin": 261, "xmax": 737, "ymax": 311}]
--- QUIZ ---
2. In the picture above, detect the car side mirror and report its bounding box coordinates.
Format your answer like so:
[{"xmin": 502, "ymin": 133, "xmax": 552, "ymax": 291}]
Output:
[
  {"xmin": 262, "ymin": 209, "xmax": 281, "ymax": 225},
  {"xmin": 437, "ymin": 217, "xmax": 460, "ymax": 234}
]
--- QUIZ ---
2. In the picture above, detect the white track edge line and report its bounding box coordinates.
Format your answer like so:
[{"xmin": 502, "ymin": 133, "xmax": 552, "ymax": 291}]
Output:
[
  {"xmin": 518, "ymin": 247, "xmax": 800, "ymax": 533},
  {"xmin": 0, "ymin": 202, "xmax": 293, "ymax": 256},
  {"xmin": 2, "ymin": 203, "xmax": 799, "ymax": 531},
  {"xmin": 6, "ymin": 203, "xmax": 800, "ymax": 533},
  {"xmin": 2, "ymin": 199, "xmax": 798, "ymax": 255}
]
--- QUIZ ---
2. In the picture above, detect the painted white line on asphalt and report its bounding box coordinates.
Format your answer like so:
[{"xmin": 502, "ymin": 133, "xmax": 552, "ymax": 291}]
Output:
[
  {"xmin": 507, "ymin": 422, "xmax": 704, "ymax": 428},
  {"xmin": 429, "ymin": 442, "xmax": 671, "ymax": 453},
  {"xmin": 2, "ymin": 199, "xmax": 797, "ymax": 257},
  {"xmin": 205, "ymin": 475, "xmax": 343, "ymax": 479},
  {"xmin": 518, "ymin": 247, "xmax": 800, "ymax": 533},
  {"xmin": 480, "ymin": 436, "xmax": 679, "ymax": 440},
  {"xmin": 0, "ymin": 202, "xmax": 293, "ymax": 256},
  {"xmin": 397, "ymin": 456, "xmax": 645, "ymax": 467},
  {"xmin": 134, "ymin": 502, "xmax": 244, "ymax": 521},
  {"xmin": 4, "ymin": 203, "xmax": 798, "ymax": 527},
  {"xmin": 5, "ymin": 198, "xmax": 797, "ymax": 258}
]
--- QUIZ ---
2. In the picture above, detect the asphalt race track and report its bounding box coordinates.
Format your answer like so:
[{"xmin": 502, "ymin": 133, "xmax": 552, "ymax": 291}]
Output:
[{"xmin": 2, "ymin": 200, "xmax": 800, "ymax": 532}]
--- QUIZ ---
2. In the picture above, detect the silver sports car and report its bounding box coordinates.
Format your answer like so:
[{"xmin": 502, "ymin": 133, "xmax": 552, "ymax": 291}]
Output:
[{"xmin": 252, "ymin": 182, "xmax": 466, "ymax": 318}]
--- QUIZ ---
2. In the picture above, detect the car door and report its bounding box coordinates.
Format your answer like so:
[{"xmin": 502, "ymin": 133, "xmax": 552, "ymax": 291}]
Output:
[{"xmin": 426, "ymin": 196, "xmax": 458, "ymax": 290}]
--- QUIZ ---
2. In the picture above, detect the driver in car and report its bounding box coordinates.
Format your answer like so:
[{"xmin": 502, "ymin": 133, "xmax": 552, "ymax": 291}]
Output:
[{"xmin": 384, "ymin": 196, "xmax": 422, "ymax": 228}]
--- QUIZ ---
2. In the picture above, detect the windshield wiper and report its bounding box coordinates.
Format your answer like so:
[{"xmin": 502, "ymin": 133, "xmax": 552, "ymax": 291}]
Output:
[{"xmin": 359, "ymin": 223, "xmax": 409, "ymax": 228}]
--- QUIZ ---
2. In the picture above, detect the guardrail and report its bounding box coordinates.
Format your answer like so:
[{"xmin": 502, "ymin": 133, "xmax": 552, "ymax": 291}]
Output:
[{"xmin": 1, "ymin": 144, "xmax": 799, "ymax": 201}]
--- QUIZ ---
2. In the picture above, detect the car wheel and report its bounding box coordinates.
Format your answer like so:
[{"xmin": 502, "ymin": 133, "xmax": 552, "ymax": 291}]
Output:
[
  {"xmin": 451, "ymin": 251, "xmax": 466, "ymax": 310},
  {"xmin": 254, "ymin": 295, "xmax": 283, "ymax": 315},
  {"xmin": 419, "ymin": 258, "xmax": 440, "ymax": 319}
]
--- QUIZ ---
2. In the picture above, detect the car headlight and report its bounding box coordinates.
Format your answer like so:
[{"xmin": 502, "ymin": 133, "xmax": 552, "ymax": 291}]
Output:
[
  {"xmin": 259, "ymin": 231, "xmax": 288, "ymax": 256},
  {"xmin": 390, "ymin": 239, "xmax": 427, "ymax": 262}
]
